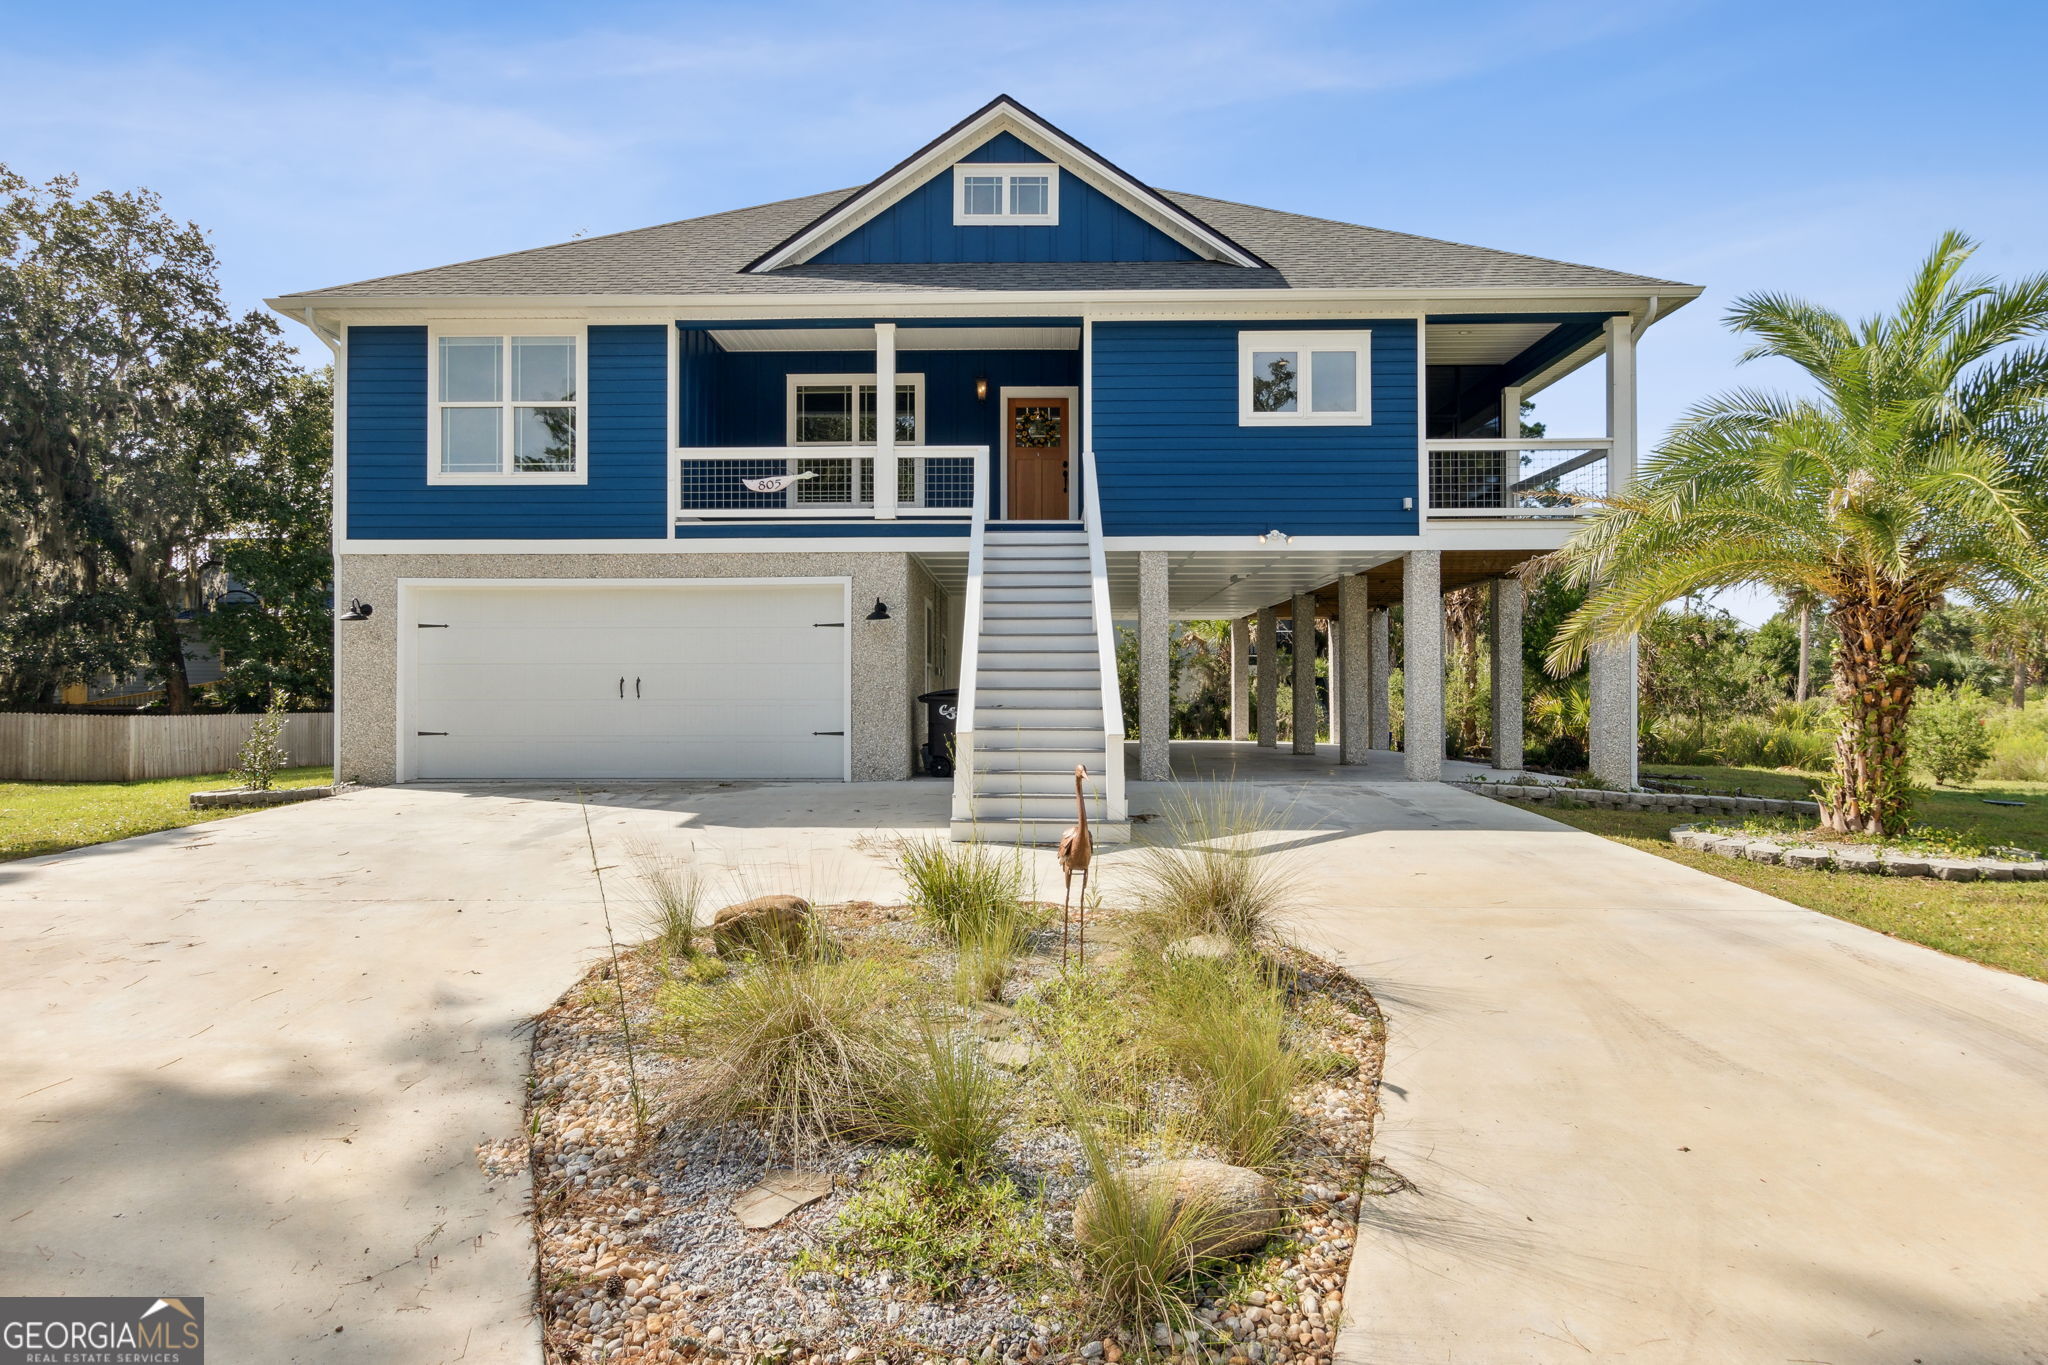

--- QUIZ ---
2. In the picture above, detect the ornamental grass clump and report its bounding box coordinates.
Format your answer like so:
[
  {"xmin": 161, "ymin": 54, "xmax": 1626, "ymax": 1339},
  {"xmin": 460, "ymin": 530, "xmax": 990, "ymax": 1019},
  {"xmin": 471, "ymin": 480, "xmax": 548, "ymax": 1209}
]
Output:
[
  {"xmin": 1143, "ymin": 954, "xmax": 1300, "ymax": 1171},
  {"xmin": 624, "ymin": 836, "xmax": 703, "ymax": 962},
  {"xmin": 877, "ymin": 1027, "xmax": 1008, "ymax": 1177},
  {"xmin": 1067, "ymin": 1116, "xmax": 1234, "ymax": 1346},
  {"xmin": 1126, "ymin": 782, "xmax": 1299, "ymax": 949},
  {"xmin": 656, "ymin": 955, "xmax": 911, "ymax": 1155},
  {"xmin": 896, "ymin": 834, "xmax": 1031, "ymax": 944}
]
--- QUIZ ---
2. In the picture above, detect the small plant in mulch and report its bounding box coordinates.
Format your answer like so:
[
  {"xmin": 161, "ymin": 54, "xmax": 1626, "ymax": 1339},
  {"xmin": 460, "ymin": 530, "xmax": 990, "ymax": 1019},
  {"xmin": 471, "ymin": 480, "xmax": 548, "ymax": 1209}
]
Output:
[{"xmin": 231, "ymin": 694, "xmax": 292, "ymax": 791}]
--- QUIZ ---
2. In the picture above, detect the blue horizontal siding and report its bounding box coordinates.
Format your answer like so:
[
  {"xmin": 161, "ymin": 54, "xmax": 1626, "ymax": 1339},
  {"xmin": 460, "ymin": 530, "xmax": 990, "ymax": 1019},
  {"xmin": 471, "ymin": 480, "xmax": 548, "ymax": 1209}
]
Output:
[
  {"xmin": 673, "ymin": 522, "xmax": 969, "ymax": 539},
  {"xmin": 346, "ymin": 324, "xmax": 669, "ymax": 540},
  {"xmin": 810, "ymin": 136, "xmax": 1197, "ymax": 265},
  {"xmin": 1092, "ymin": 320, "xmax": 1419, "ymax": 536}
]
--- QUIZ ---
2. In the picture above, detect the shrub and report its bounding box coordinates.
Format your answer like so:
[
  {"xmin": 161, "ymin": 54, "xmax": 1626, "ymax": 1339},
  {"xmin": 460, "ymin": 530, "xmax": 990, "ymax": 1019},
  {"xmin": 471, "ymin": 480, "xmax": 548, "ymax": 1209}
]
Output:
[
  {"xmin": 1143, "ymin": 955, "xmax": 1299, "ymax": 1170},
  {"xmin": 877, "ymin": 1028, "xmax": 1007, "ymax": 1176},
  {"xmin": 656, "ymin": 956, "xmax": 912, "ymax": 1155},
  {"xmin": 624, "ymin": 836, "xmax": 702, "ymax": 960},
  {"xmin": 232, "ymin": 695, "xmax": 292, "ymax": 791},
  {"xmin": 953, "ymin": 895, "xmax": 1046, "ymax": 1003},
  {"xmin": 1983, "ymin": 707, "xmax": 2048, "ymax": 782},
  {"xmin": 1067, "ymin": 1118, "xmax": 1234, "ymax": 1342},
  {"xmin": 1911, "ymin": 684, "xmax": 1993, "ymax": 786},
  {"xmin": 1125, "ymin": 783, "xmax": 1298, "ymax": 949},
  {"xmin": 1021, "ymin": 968, "xmax": 1162, "ymax": 1135},
  {"xmin": 1711, "ymin": 718, "xmax": 1832, "ymax": 771},
  {"xmin": 897, "ymin": 835, "xmax": 1030, "ymax": 944},
  {"xmin": 796, "ymin": 1150, "xmax": 1054, "ymax": 1298}
]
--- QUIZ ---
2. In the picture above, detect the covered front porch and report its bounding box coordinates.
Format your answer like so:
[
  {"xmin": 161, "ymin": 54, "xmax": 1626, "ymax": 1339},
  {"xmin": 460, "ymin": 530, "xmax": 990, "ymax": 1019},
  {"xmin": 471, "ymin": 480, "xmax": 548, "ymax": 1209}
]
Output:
[
  {"xmin": 672, "ymin": 318, "xmax": 1083, "ymax": 530},
  {"xmin": 1122, "ymin": 738, "xmax": 1542, "ymax": 785}
]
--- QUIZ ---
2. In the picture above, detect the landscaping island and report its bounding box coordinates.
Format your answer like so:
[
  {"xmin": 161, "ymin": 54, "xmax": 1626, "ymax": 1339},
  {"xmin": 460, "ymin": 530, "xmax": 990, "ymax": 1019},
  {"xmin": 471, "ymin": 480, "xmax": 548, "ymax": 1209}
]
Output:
[{"xmin": 511, "ymin": 817, "xmax": 1385, "ymax": 1365}]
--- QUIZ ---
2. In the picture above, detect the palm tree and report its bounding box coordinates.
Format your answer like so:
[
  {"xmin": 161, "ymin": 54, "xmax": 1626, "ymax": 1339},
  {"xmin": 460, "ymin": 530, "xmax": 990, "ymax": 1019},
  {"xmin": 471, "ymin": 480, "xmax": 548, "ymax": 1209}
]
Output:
[{"xmin": 1550, "ymin": 233, "xmax": 2048, "ymax": 836}]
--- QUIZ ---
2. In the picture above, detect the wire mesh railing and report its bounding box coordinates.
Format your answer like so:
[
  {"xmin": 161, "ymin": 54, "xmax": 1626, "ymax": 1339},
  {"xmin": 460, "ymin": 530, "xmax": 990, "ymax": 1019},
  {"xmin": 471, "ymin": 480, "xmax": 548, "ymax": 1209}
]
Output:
[
  {"xmin": 1425, "ymin": 440, "xmax": 1613, "ymax": 515},
  {"xmin": 675, "ymin": 446, "xmax": 983, "ymax": 518}
]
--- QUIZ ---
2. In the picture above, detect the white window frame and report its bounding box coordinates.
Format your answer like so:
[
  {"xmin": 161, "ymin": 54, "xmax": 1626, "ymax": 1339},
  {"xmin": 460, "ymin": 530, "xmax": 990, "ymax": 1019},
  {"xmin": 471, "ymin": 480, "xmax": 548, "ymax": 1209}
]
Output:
[
  {"xmin": 1237, "ymin": 330, "xmax": 1373, "ymax": 427},
  {"xmin": 950, "ymin": 164, "xmax": 1060, "ymax": 226},
  {"xmin": 427, "ymin": 321, "xmax": 589, "ymax": 485},
  {"xmin": 783, "ymin": 373, "xmax": 927, "ymax": 446}
]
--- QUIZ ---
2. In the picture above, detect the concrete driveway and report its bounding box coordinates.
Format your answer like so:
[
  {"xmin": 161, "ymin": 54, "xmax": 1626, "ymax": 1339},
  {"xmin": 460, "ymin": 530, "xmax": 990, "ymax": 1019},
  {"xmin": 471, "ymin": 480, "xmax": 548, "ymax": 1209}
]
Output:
[
  {"xmin": 6, "ymin": 773, "xmax": 2047, "ymax": 1362},
  {"xmin": 0, "ymin": 780, "xmax": 952, "ymax": 1362},
  {"xmin": 1259, "ymin": 779, "xmax": 2048, "ymax": 1365}
]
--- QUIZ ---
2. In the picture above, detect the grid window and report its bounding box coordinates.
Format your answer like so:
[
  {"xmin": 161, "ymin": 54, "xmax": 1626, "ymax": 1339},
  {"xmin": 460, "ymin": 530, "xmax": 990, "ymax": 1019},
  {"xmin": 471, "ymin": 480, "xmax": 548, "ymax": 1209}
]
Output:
[
  {"xmin": 951, "ymin": 164, "xmax": 1060, "ymax": 225},
  {"xmin": 431, "ymin": 330, "xmax": 583, "ymax": 479}
]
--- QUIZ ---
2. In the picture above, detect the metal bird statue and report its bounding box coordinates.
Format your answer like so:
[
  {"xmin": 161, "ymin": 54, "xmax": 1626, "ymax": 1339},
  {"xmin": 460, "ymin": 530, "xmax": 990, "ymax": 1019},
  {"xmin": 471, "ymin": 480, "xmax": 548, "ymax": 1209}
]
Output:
[
  {"xmin": 741, "ymin": 470, "xmax": 818, "ymax": 494},
  {"xmin": 1057, "ymin": 764, "xmax": 1094, "ymax": 968}
]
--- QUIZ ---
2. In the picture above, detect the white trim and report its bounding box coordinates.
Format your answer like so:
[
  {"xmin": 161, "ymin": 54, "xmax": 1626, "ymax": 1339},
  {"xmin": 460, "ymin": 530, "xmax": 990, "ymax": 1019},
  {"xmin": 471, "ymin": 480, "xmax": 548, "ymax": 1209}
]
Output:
[
  {"xmin": 951, "ymin": 163, "xmax": 1061, "ymax": 226},
  {"xmin": 995, "ymin": 385, "xmax": 1080, "ymax": 521},
  {"xmin": 332, "ymin": 323, "xmax": 349, "ymax": 775},
  {"xmin": 394, "ymin": 576, "xmax": 854, "ymax": 784},
  {"xmin": 1237, "ymin": 330, "xmax": 1372, "ymax": 426},
  {"xmin": 1414, "ymin": 313, "xmax": 1428, "ymax": 519},
  {"xmin": 340, "ymin": 536, "xmax": 971, "ymax": 555},
  {"xmin": 666, "ymin": 324, "xmax": 680, "ymax": 540},
  {"xmin": 425, "ymin": 321, "xmax": 589, "ymax": 485},
  {"xmin": 1080, "ymin": 449, "xmax": 1127, "ymax": 822},
  {"xmin": 874, "ymin": 324, "xmax": 898, "ymax": 520},
  {"xmin": 1101, "ymin": 527, "xmax": 1578, "ymax": 551},
  {"xmin": 272, "ymin": 286, "xmax": 1702, "ymax": 317},
  {"xmin": 783, "ymin": 372, "xmax": 927, "ymax": 446},
  {"xmin": 744, "ymin": 100, "xmax": 1262, "ymax": 271}
]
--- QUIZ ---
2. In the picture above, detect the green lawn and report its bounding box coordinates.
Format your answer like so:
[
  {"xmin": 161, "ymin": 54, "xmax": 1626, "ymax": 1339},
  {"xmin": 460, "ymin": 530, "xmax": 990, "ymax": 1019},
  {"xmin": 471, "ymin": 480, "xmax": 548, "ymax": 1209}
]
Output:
[
  {"xmin": 1540, "ymin": 764, "xmax": 2048, "ymax": 982},
  {"xmin": 0, "ymin": 766, "xmax": 333, "ymax": 863}
]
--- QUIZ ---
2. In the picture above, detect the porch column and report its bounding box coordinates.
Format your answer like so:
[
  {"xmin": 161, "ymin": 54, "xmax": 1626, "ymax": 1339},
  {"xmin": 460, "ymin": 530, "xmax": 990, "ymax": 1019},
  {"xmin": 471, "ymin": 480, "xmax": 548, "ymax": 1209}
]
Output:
[
  {"xmin": 1138, "ymin": 551, "xmax": 1171, "ymax": 781},
  {"xmin": 1338, "ymin": 575, "xmax": 1371, "ymax": 764},
  {"xmin": 1589, "ymin": 639, "xmax": 1639, "ymax": 788},
  {"xmin": 1489, "ymin": 576, "xmax": 1524, "ymax": 771},
  {"xmin": 1402, "ymin": 551, "xmax": 1443, "ymax": 781},
  {"xmin": 1369, "ymin": 607, "xmax": 1392, "ymax": 751},
  {"xmin": 1229, "ymin": 617, "xmax": 1251, "ymax": 741},
  {"xmin": 1256, "ymin": 605, "xmax": 1279, "ymax": 748},
  {"xmin": 1291, "ymin": 592, "xmax": 1318, "ymax": 756},
  {"xmin": 873, "ymin": 322, "xmax": 898, "ymax": 519}
]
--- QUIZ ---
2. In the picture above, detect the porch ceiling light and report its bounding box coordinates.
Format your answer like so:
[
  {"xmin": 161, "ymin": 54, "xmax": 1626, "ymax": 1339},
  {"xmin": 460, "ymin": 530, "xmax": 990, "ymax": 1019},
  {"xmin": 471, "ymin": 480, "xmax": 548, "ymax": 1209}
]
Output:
[
  {"xmin": 1258, "ymin": 529, "xmax": 1292, "ymax": 545},
  {"xmin": 338, "ymin": 598, "xmax": 374, "ymax": 621}
]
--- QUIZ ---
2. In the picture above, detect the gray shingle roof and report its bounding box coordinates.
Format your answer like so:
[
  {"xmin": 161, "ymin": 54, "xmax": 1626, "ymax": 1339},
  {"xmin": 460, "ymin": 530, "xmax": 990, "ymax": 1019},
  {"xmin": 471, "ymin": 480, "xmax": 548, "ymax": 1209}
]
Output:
[{"xmin": 283, "ymin": 187, "xmax": 1690, "ymax": 300}]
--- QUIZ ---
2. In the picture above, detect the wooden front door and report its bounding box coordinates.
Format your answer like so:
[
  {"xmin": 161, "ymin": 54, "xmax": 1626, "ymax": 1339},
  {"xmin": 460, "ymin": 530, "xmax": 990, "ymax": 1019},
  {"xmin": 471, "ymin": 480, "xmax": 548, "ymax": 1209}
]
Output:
[{"xmin": 1005, "ymin": 396, "xmax": 1071, "ymax": 520}]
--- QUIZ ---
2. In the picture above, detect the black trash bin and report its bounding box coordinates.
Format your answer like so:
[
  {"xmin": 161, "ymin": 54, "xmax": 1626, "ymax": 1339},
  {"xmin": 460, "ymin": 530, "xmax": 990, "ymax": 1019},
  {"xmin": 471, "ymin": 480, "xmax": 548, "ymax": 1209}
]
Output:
[{"xmin": 918, "ymin": 688, "xmax": 960, "ymax": 777}]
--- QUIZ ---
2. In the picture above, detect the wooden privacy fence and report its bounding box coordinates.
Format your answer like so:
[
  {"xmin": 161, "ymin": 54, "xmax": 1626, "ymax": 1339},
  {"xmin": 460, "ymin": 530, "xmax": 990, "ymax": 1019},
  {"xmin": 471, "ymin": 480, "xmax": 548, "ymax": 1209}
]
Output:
[{"xmin": 0, "ymin": 712, "xmax": 333, "ymax": 782}]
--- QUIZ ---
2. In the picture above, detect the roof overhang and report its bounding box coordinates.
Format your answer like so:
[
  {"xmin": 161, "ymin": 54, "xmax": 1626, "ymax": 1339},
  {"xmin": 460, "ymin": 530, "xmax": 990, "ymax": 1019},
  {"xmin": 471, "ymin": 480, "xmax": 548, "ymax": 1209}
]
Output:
[{"xmin": 741, "ymin": 95, "xmax": 1268, "ymax": 273}]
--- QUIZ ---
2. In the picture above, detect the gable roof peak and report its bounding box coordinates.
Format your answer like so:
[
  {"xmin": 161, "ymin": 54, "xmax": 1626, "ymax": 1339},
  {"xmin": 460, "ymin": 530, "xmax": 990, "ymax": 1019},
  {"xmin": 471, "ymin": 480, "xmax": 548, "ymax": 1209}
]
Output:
[{"xmin": 744, "ymin": 95, "xmax": 1266, "ymax": 273}]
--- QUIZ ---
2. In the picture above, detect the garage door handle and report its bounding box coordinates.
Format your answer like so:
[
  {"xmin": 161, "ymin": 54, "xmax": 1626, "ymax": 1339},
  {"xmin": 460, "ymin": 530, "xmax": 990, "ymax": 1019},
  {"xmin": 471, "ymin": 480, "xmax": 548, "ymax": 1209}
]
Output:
[
  {"xmin": 618, "ymin": 677, "xmax": 624, "ymax": 698},
  {"xmin": 813, "ymin": 730, "xmax": 845, "ymax": 736},
  {"xmin": 635, "ymin": 677, "xmax": 641, "ymax": 698},
  {"xmin": 416, "ymin": 731, "xmax": 447, "ymax": 736}
]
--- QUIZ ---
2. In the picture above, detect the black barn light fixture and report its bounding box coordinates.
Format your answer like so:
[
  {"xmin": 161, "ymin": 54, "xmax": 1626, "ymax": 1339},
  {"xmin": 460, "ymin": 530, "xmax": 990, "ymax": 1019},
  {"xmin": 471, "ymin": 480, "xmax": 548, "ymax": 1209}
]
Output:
[
  {"xmin": 865, "ymin": 598, "xmax": 892, "ymax": 622},
  {"xmin": 338, "ymin": 598, "xmax": 374, "ymax": 621}
]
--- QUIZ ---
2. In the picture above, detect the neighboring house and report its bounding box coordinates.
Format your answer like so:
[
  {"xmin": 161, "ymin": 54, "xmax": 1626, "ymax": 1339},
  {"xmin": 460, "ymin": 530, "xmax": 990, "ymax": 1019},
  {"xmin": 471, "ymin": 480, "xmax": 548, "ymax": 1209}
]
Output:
[{"xmin": 268, "ymin": 95, "xmax": 1697, "ymax": 842}]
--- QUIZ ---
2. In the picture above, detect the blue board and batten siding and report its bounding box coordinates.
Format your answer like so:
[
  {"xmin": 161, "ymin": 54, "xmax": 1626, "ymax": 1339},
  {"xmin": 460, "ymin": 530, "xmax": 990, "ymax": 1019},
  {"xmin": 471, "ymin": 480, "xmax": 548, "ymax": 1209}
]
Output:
[
  {"xmin": 345, "ymin": 324, "xmax": 670, "ymax": 540},
  {"xmin": 1092, "ymin": 320, "xmax": 1420, "ymax": 537},
  {"xmin": 810, "ymin": 134, "xmax": 1198, "ymax": 266}
]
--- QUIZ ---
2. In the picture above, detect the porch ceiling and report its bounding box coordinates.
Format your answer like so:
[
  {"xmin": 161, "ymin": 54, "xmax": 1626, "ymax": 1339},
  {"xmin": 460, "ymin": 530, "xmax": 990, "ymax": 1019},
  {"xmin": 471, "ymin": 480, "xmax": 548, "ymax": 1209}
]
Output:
[
  {"xmin": 1424, "ymin": 321, "xmax": 1556, "ymax": 366},
  {"xmin": 1105, "ymin": 549, "xmax": 1399, "ymax": 619},
  {"xmin": 708, "ymin": 326, "xmax": 1079, "ymax": 351},
  {"xmin": 913, "ymin": 550, "xmax": 970, "ymax": 596}
]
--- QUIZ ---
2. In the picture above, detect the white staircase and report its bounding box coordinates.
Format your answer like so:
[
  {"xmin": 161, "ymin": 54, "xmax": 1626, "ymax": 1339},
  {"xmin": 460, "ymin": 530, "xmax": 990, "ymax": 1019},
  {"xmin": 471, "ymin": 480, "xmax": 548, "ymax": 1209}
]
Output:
[{"xmin": 950, "ymin": 515, "xmax": 1129, "ymax": 844}]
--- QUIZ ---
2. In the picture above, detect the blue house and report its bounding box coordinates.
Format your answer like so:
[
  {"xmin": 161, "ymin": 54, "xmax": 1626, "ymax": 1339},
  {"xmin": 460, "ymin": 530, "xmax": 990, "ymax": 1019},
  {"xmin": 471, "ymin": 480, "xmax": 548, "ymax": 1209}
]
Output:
[{"xmin": 270, "ymin": 96, "xmax": 1697, "ymax": 841}]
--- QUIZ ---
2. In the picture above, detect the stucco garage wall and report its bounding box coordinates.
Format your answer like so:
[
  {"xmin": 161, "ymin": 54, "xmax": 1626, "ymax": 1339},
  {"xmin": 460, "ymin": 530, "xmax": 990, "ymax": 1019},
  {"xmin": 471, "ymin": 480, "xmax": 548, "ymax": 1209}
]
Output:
[{"xmin": 335, "ymin": 552, "xmax": 916, "ymax": 784}]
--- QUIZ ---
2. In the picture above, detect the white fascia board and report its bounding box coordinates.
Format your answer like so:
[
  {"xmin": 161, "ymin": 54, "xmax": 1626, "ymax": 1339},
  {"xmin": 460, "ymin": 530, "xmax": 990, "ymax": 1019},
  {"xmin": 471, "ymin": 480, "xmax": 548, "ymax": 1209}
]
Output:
[
  {"xmin": 745, "ymin": 105, "xmax": 1262, "ymax": 272},
  {"xmin": 1102, "ymin": 525, "xmax": 1578, "ymax": 552},
  {"xmin": 337, "ymin": 537, "xmax": 972, "ymax": 556},
  {"xmin": 267, "ymin": 285, "xmax": 1700, "ymax": 323}
]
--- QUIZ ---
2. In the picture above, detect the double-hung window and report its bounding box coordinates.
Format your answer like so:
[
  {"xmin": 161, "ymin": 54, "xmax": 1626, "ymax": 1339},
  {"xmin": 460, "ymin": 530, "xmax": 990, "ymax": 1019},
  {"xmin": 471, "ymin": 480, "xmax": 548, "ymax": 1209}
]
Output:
[
  {"xmin": 785, "ymin": 373, "xmax": 925, "ymax": 505},
  {"xmin": 951, "ymin": 164, "xmax": 1059, "ymax": 226},
  {"xmin": 430, "ymin": 326, "xmax": 586, "ymax": 482},
  {"xmin": 1237, "ymin": 331, "xmax": 1372, "ymax": 426}
]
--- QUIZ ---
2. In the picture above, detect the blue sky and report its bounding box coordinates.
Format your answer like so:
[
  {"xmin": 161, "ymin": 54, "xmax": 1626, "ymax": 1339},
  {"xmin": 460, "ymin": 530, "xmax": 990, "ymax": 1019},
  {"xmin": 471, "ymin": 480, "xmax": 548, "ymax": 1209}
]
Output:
[{"xmin": 6, "ymin": 0, "xmax": 2042, "ymax": 621}]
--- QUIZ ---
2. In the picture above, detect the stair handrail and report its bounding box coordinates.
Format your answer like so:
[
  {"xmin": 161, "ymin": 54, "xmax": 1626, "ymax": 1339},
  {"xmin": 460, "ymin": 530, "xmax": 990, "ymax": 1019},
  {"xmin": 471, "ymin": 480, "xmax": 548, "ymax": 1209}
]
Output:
[
  {"xmin": 1080, "ymin": 448, "xmax": 1128, "ymax": 823},
  {"xmin": 949, "ymin": 447, "xmax": 991, "ymax": 824}
]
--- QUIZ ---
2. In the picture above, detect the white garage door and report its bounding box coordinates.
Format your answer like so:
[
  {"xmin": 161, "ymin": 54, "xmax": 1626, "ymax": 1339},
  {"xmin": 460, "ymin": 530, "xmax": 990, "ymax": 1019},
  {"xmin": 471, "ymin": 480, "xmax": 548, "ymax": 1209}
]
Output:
[{"xmin": 404, "ymin": 582, "xmax": 848, "ymax": 781}]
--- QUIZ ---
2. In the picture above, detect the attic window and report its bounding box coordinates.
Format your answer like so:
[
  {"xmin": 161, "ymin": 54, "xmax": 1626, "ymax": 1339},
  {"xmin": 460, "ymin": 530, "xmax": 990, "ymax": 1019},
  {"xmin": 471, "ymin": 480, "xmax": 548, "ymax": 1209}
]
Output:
[{"xmin": 952, "ymin": 164, "xmax": 1058, "ymax": 226}]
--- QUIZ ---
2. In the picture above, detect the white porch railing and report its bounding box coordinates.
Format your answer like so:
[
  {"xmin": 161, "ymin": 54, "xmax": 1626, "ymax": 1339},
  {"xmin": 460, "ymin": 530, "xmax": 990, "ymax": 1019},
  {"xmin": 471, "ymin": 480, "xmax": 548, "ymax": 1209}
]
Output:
[
  {"xmin": 1425, "ymin": 438, "xmax": 1615, "ymax": 517},
  {"xmin": 676, "ymin": 445, "xmax": 985, "ymax": 519},
  {"xmin": 947, "ymin": 459, "xmax": 992, "ymax": 825},
  {"xmin": 1080, "ymin": 448, "xmax": 1128, "ymax": 824}
]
